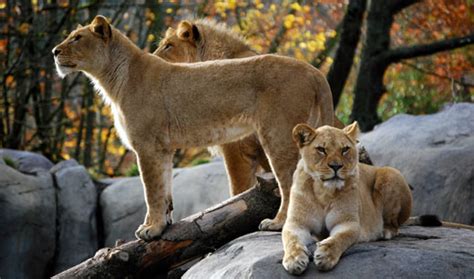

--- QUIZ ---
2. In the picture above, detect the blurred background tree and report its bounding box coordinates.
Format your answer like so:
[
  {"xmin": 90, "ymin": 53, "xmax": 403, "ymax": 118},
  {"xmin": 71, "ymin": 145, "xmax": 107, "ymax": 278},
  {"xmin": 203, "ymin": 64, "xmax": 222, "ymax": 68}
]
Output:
[{"xmin": 0, "ymin": 0, "xmax": 472, "ymax": 177}]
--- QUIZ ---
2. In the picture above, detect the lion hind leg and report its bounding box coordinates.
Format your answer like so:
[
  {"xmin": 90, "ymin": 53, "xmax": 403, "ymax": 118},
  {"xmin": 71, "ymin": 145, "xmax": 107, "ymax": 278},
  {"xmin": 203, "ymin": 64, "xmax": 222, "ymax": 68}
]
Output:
[
  {"xmin": 220, "ymin": 141, "xmax": 259, "ymax": 196},
  {"xmin": 375, "ymin": 168, "xmax": 413, "ymax": 236}
]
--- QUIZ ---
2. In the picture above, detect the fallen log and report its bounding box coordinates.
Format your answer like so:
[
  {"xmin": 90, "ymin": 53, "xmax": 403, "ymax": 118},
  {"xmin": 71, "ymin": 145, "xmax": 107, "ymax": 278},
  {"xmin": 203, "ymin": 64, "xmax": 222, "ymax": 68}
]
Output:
[{"xmin": 53, "ymin": 173, "xmax": 280, "ymax": 279}]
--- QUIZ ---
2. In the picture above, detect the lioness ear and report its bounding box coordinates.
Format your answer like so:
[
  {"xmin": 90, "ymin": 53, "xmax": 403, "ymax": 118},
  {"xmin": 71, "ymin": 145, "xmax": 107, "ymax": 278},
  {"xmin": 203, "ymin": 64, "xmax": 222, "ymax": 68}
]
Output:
[
  {"xmin": 177, "ymin": 21, "xmax": 200, "ymax": 42},
  {"xmin": 165, "ymin": 27, "xmax": 175, "ymax": 38},
  {"xmin": 90, "ymin": 15, "xmax": 112, "ymax": 41},
  {"xmin": 293, "ymin": 124, "xmax": 317, "ymax": 148},
  {"xmin": 76, "ymin": 24, "xmax": 83, "ymax": 29},
  {"xmin": 343, "ymin": 121, "xmax": 360, "ymax": 141}
]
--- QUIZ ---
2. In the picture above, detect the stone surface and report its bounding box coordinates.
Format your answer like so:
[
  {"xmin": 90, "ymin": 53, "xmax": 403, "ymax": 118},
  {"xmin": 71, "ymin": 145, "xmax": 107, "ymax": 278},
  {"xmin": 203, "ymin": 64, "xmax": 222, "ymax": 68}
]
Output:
[
  {"xmin": 184, "ymin": 226, "xmax": 474, "ymax": 279},
  {"xmin": 0, "ymin": 148, "xmax": 54, "ymax": 174},
  {"xmin": 0, "ymin": 164, "xmax": 56, "ymax": 279},
  {"xmin": 51, "ymin": 160, "xmax": 99, "ymax": 273},
  {"xmin": 360, "ymin": 103, "xmax": 474, "ymax": 225},
  {"xmin": 100, "ymin": 162, "xmax": 229, "ymax": 246}
]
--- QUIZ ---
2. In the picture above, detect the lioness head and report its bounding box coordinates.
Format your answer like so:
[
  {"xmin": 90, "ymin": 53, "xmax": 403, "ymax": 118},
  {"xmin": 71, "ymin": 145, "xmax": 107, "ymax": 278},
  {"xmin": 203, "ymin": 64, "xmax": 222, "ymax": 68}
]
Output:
[
  {"xmin": 153, "ymin": 20, "xmax": 200, "ymax": 62},
  {"xmin": 293, "ymin": 122, "xmax": 360, "ymax": 189},
  {"xmin": 52, "ymin": 15, "xmax": 113, "ymax": 77}
]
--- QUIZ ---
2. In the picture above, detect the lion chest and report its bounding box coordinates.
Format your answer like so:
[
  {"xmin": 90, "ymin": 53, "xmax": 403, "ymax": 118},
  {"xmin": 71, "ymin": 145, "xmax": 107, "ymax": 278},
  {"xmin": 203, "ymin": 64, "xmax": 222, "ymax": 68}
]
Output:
[{"xmin": 111, "ymin": 104, "xmax": 132, "ymax": 149}]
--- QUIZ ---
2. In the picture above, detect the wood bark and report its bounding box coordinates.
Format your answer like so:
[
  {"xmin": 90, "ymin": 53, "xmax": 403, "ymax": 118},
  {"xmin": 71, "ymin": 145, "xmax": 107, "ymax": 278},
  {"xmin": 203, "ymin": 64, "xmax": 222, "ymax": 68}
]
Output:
[
  {"xmin": 326, "ymin": 0, "xmax": 367, "ymax": 107},
  {"xmin": 53, "ymin": 173, "xmax": 280, "ymax": 279}
]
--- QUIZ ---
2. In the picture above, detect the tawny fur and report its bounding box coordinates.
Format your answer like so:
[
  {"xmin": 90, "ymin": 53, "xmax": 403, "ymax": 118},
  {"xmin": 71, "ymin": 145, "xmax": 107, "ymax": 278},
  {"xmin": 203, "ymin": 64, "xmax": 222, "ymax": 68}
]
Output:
[
  {"xmin": 53, "ymin": 16, "xmax": 335, "ymax": 241},
  {"xmin": 154, "ymin": 19, "xmax": 342, "ymax": 196},
  {"xmin": 282, "ymin": 122, "xmax": 412, "ymax": 274}
]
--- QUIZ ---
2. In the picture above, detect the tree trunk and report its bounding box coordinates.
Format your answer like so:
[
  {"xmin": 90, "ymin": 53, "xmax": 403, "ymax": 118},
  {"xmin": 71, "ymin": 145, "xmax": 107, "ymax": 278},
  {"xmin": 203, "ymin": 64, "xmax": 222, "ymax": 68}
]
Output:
[
  {"xmin": 351, "ymin": 0, "xmax": 395, "ymax": 131},
  {"xmin": 326, "ymin": 0, "xmax": 367, "ymax": 107},
  {"xmin": 53, "ymin": 174, "xmax": 280, "ymax": 279},
  {"xmin": 83, "ymin": 86, "xmax": 95, "ymax": 168}
]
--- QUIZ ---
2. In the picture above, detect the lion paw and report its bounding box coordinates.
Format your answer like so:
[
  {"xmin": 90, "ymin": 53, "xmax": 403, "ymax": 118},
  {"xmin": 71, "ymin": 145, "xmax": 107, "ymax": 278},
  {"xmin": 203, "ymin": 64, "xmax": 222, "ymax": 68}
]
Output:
[
  {"xmin": 258, "ymin": 218, "xmax": 284, "ymax": 231},
  {"xmin": 135, "ymin": 221, "xmax": 167, "ymax": 241},
  {"xmin": 283, "ymin": 249, "xmax": 310, "ymax": 275},
  {"xmin": 382, "ymin": 228, "xmax": 398, "ymax": 240},
  {"xmin": 314, "ymin": 243, "xmax": 339, "ymax": 271}
]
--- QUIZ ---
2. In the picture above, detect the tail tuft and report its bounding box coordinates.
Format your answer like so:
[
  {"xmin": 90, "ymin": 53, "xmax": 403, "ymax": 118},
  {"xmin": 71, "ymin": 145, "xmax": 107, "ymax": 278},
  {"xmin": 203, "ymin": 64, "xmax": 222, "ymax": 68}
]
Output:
[{"xmin": 418, "ymin": 215, "xmax": 442, "ymax": 227}]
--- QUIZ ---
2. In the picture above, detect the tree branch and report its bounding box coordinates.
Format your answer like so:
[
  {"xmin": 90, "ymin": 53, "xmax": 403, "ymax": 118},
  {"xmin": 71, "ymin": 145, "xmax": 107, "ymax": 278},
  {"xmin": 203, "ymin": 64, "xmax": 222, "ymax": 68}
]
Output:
[
  {"xmin": 384, "ymin": 33, "xmax": 474, "ymax": 64},
  {"xmin": 53, "ymin": 174, "xmax": 280, "ymax": 278},
  {"xmin": 389, "ymin": 0, "xmax": 421, "ymax": 14}
]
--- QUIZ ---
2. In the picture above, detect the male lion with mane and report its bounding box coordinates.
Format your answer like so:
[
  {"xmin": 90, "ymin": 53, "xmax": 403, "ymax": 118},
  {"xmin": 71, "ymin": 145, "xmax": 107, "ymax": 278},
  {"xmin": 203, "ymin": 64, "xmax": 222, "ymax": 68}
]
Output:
[
  {"xmin": 53, "ymin": 16, "xmax": 334, "ymax": 240},
  {"xmin": 282, "ymin": 122, "xmax": 412, "ymax": 274},
  {"xmin": 154, "ymin": 19, "xmax": 353, "ymax": 196}
]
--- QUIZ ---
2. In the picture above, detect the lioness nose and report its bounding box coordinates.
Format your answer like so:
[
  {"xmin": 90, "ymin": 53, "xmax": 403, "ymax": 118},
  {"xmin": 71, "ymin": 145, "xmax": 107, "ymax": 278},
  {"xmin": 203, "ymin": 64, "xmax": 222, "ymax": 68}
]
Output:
[
  {"xmin": 52, "ymin": 47, "xmax": 61, "ymax": 56},
  {"xmin": 328, "ymin": 162, "xmax": 343, "ymax": 172}
]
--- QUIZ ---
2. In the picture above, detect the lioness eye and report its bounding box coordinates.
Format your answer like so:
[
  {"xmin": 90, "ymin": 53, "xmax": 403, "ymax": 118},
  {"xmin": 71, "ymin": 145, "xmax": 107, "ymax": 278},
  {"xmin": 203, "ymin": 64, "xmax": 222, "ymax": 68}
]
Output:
[
  {"xmin": 73, "ymin": 35, "xmax": 82, "ymax": 41},
  {"xmin": 316, "ymin": 146, "xmax": 326, "ymax": 154},
  {"xmin": 342, "ymin": 146, "xmax": 350, "ymax": 155},
  {"xmin": 164, "ymin": 43, "xmax": 172, "ymax": 50}
]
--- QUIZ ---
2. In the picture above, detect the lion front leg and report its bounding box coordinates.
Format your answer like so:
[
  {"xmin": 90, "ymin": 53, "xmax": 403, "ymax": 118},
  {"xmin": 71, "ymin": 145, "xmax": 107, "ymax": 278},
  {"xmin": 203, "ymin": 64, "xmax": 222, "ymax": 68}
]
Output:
[
  {"xmin": 134, "ymin": 150, "xmax": 174, "ymax": 241},
  {"xmin": 314, "ymin": 222, "xmax": 360, "ymax": 271},
  {"xmin": 282, "ymin": 225, "xmax": 312, "ymax": 275}
]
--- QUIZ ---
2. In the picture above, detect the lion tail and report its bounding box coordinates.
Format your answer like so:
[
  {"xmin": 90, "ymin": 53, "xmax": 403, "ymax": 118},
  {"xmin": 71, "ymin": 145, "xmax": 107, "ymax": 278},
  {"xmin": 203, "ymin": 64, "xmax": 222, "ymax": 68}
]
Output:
[
  {"xmin": 309, "ymin": 71, "xmax": 334, "ymax": 128},
  {"xmin": 406, "ymin": 215, "xmax": 474, "ymax": 230}
]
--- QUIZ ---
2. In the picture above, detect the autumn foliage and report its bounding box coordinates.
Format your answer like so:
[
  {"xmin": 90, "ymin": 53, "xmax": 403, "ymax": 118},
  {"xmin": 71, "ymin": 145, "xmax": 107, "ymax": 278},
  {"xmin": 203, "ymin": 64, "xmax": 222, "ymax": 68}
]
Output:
[{"xmin": 0, "ymin": 0, "xmax": 472, "ymax": 176}]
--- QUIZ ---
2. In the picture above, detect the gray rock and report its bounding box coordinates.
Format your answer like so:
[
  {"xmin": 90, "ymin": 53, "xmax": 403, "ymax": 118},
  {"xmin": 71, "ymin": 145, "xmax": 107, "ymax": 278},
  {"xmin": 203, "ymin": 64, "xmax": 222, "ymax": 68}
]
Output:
[
  {"xmin": 172, "ymin": 162, "xmax": 229, "ymax": 221},
  {"xmin": 100, "ymin": 177, "xmax": 146, "ymax": 247},
  {"xmin": 100, "ymin": 162, "xmax": 229, "ymax": 246},
  {"xmin": 0, "ymin": 164, "xmax": 56, "ymax": 279},
  {"xmin": 360, "ymin": 103, "xmax": 474, "ymax": 225},
  {"xmin": 0, "ymin": 148, "xmax": 53, "ymax": 174},
  {"xmin": 51, "ymin": 160, "xmax": 99, "ymax": 273},
  {"xmin": 50, "ymin": 158, "xmax": 80, "ymax": 173},
  {"xmin": 184, "ymin": 226, "xmax": 474, "ymax": 279}
]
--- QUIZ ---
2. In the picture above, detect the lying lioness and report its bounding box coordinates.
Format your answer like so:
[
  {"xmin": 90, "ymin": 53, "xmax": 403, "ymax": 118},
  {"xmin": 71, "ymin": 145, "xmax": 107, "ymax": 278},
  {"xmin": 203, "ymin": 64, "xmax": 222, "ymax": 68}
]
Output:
[
  {"xmin": 282, "ymin": 122, "xmax": 412, "ymax": 274},
  {"xmin": 52, "ymin": 16, "xmax": 335, "ymax": 240}
]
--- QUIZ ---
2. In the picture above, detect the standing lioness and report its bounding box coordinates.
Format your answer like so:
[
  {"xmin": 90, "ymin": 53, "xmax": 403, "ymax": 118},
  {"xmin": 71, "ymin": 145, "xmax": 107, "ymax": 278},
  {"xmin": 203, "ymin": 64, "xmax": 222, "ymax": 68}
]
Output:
[
  {"xmin": 283, "ymin": 122, "xmax": 412, "ymax": 274},
  {"xmin": 154, "ymin": 19, "xmax": 346, "ymax": 196},
  {"xmin": 53, "ymin": 16, "xmax": 334, "ymax": 240}
]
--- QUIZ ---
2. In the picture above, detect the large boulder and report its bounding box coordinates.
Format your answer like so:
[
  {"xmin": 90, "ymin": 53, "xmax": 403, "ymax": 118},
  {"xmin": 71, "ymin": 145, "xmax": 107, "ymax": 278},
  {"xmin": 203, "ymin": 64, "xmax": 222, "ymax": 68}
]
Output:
[
  {"xmin": 0, "ymin": 164, "xmax": 56, "ymax": 279},
  {"xmin": 184, "ymin": 226, "xmax": 474, "ymax": 278},
  {"xmin": 50, "ymin": 160, "xmax": 99, "ymax": 273},
  {"xmin": 100, "ymin": 162, "xmax": 229, "ymax": 246},
  {"xmin": 0, "ymin": 148, "xmax": 53, "ymax": 174},
  {"xmin": 360, "ymin": 103, "xmax": 474, "ymax": 225}
]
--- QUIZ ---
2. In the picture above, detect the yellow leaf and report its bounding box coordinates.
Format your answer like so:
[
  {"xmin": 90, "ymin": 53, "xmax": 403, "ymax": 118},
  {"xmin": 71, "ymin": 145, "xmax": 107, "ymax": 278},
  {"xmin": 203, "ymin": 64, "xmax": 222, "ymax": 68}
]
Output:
[
  {"xmin": 290, "ymin": 2, "xmax": 302, "ymax": 12},
  {"xmin": 228, "ymin": 0, "xmax": 237, "ymax": 10},
  {"xmin": 147, "ymin": 34, "xmax": 155, "ymax": 43},
  {"xmin": 284, "ymin": 14, "xmax": 295, "ymax": 29},
  {"xmin": 326, "ymin": 57, "xmax": 333, "ymax": 65}
]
